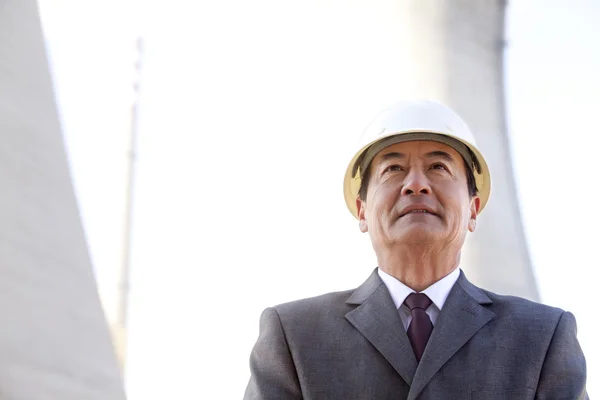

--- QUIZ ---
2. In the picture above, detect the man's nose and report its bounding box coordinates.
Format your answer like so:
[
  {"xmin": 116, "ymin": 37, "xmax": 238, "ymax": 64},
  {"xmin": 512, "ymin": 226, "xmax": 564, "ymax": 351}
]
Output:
[{"xmin": 402, "ymin": 169, "xmax": 431, "ymax": 195}]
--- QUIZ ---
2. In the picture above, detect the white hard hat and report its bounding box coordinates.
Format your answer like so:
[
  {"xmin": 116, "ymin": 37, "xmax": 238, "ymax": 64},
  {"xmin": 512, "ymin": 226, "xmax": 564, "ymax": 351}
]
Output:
[{"xmin": 343, "ymin": 99, "xmax": 491, "ymax": 218}]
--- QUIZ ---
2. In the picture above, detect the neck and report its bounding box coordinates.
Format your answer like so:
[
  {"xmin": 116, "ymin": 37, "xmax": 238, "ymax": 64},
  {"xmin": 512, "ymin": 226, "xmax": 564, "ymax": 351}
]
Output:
[{"xmin": 376, "ymin": 244, "xmax": 461, "ymax": 292}]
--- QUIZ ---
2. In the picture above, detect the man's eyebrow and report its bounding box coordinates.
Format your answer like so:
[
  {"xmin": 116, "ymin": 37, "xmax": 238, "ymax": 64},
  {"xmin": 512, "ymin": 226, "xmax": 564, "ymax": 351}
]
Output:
[
  {"xmin": 425, "ymin": 150, "xmax": 456, "ymax": 162},
  {"xmin": 379, "ymin": 152, "xmax": 406, "ymax": 162}
]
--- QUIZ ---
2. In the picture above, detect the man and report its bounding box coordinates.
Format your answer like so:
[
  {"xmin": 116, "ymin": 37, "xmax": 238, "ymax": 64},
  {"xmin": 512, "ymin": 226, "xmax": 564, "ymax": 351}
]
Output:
[{"xmin": 243, "ymin": 100, "xmax": 588, "ymax": 399}]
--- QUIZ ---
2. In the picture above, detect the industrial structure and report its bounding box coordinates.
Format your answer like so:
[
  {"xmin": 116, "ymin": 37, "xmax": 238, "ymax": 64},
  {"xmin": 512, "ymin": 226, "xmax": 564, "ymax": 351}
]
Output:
[
  {"xmin": 0, "ymin": 1, "xmax": 126, "ymax": 398},
  {"xmin": 397, "ymin": 0, "xmax": 539, "ymax": 300}
]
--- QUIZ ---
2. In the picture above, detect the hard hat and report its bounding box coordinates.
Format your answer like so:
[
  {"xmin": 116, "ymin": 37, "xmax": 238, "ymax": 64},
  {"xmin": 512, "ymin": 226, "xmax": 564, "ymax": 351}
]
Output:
[{"xmin": 343, "ymin": 99, "xmax": 491, "ymax": 218}]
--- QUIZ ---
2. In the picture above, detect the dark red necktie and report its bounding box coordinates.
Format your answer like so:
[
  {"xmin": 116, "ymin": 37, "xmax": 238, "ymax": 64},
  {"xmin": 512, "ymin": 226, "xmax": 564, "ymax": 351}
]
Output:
[{"xmin": 404, "ymin": 293, "xmax": 433, "ymax": 362}]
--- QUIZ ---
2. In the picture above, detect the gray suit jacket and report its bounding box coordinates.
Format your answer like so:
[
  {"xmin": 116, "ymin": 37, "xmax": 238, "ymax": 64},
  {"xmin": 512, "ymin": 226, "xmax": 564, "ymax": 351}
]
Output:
[{"xmin": 244, "ymin": 269, "xmax": 588, "ymax": 399}]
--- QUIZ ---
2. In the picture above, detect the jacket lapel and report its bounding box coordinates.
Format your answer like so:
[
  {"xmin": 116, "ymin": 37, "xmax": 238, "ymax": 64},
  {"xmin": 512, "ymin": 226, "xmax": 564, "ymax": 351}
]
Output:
[
  {"xmin": 345, "ymin": 269, "xmax": 418, "ymax": 386},
  {"xmin": 407, "ymin": 271, "xmax": 495, "ymax": 400}
]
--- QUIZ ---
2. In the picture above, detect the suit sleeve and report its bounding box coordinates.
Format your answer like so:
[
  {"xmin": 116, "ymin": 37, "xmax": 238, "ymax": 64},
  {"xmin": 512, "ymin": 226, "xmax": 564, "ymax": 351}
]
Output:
[
  {"xmin": 243, "ymin": 307, "xmax": 303, "ymax": 400},
  {"xmin": 535, "ymin": 311, "xmax": 588, "ymax": 400}
]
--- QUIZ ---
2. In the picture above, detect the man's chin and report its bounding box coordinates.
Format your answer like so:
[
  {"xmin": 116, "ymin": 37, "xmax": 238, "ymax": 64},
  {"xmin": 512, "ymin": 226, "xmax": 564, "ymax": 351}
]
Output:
[{"xmin": 389, "ymin": 226, "xmax": 440, "ymax": 244}]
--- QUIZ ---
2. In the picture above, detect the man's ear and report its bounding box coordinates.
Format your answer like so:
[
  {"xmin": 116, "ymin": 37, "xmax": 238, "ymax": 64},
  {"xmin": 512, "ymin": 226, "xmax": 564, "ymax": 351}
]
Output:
[
  {"xmin": 356, "ymin": 197, "xmax": 368, "ymax": 233},
  {"xmin": 468, "ymin": 196, "xmax": 480, "ymax": 232}
]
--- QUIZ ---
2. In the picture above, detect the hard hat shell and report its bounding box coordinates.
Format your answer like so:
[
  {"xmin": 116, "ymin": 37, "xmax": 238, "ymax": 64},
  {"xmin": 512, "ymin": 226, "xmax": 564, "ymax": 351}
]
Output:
[{"xmin": 343, "ymin": 100, "xmax": 491, "ymax": 218}]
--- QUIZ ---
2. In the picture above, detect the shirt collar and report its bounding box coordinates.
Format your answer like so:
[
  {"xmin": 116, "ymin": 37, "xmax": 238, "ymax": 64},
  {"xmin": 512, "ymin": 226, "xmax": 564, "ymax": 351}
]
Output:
[{"xmin": 377, "ymin": 267, "xmax": 460, "ymax": 311}]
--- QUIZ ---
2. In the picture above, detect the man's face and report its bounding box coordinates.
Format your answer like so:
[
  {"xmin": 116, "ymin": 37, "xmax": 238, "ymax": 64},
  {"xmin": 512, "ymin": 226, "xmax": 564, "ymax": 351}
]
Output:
[{"xmin": 356, "ymin": 140, "xmax": 480, "ymax": 249}]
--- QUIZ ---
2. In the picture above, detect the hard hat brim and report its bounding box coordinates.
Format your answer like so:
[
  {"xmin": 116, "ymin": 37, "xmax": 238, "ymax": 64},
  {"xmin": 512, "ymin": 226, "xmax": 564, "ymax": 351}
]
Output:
[{"xmin": 343, "ymin": 130, "xmax": 491, "ymax": 219}]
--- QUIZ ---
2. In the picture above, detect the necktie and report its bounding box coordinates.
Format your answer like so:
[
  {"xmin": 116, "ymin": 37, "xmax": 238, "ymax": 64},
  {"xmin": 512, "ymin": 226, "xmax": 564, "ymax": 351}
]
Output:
[{"xmin": 404, "ymin": 293, "xmax": 433, "ymax": 362}]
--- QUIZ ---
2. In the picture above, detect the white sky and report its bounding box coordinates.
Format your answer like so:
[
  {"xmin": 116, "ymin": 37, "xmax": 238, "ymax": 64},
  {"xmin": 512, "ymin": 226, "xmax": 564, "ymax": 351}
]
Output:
[{"xmin": 38, "ymin": 0, "xmax": 599, "ymax": 398}]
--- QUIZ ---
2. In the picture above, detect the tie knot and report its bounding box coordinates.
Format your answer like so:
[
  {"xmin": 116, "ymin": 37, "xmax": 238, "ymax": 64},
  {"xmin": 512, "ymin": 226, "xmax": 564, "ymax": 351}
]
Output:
[{"xmin": 404, "ymin": 293, "xmax": 432, "ymax": 311}]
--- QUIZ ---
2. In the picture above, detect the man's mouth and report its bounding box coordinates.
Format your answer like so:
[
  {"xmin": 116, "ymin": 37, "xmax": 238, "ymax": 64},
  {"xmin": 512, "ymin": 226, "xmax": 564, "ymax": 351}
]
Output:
[{"xmin": 399, "ymin": 207, "xmax": 438, "ymax": 218}]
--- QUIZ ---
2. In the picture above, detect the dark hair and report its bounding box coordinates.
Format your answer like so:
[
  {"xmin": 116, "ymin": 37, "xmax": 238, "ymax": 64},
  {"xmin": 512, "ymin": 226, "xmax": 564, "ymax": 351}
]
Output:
[{"xmin": 358, "ymin": 158, "xmax": 479, "ymax": 201}]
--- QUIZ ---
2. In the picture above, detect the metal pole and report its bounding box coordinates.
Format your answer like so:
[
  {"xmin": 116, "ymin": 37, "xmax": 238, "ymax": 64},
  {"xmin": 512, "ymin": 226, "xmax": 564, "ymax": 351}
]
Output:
[{"xmin": 116, "ymin": 36, "xmax": 144, "ymax": 374}]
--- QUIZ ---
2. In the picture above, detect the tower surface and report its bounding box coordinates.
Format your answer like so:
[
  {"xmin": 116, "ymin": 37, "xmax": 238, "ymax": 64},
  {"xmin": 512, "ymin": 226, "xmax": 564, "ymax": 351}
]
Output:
[
  {"xmin": 398, "ymin": 0, "xmax": 539, "ymax": 300},
  {"xmin": 0, "ymin": 1, "xmax": 127, "ymax": 398}
]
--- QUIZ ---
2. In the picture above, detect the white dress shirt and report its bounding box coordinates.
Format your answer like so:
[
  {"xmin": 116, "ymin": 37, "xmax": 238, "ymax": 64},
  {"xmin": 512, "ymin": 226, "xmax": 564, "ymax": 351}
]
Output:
[{"xmin": 377, "ymin": 267, "xmax": 460, "ymax": 330}]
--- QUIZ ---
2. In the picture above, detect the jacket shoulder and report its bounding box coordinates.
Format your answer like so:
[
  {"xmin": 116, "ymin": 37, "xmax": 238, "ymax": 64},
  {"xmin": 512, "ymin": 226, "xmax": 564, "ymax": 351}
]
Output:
[
  {"xmin": 482, "ymin": 289, "xmax": 567, "ymax": 328},
  {"xmin": 269, "ymin": 289, "xmax": 355, "ymax": 323}
]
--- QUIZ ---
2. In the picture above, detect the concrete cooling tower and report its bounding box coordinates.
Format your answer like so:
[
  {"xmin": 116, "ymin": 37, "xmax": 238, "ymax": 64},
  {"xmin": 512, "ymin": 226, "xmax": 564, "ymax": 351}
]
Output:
[
  {"xmin": 0, "ymin": 1, "xmax": 127, "ymax": 398},
  {"xmin": 398, "ymin": 0, "xmax": 539, "ymax": 300}
]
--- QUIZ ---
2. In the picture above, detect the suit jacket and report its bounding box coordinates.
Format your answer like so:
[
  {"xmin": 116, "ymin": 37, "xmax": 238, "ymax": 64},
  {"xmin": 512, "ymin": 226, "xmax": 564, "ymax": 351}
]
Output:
[{"xmin": 243, "ymin": 269, "xmax": 588, "ymax": 399}]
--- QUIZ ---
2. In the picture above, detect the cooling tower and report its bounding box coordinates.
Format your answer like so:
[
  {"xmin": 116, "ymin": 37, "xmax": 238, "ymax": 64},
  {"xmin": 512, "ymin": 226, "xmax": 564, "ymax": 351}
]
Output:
[
  {"xmin": 398, "ymin": 0, "xmax": 539, "ymax": 300},
  {"xmin": 0, "ymin": 1, "xmax": 127, "ymax": 398}
]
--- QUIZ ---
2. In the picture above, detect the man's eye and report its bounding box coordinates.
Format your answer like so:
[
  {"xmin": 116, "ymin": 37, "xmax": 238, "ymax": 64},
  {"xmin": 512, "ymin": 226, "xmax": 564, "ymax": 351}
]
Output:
[
  {"xmin": 383, "ymin": 165, "xmax": 402, "ymax": 173},
  {"xmin": 431, "ymin": 163, "xmax": 448, "ymax": 171}
]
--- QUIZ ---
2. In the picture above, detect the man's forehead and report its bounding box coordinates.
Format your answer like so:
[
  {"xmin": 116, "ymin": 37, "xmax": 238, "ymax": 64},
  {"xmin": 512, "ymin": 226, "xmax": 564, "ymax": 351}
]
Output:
[{"xmin": 374, "ymin": 140, "xmax": 461, "ymax": 162}]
